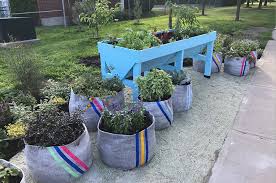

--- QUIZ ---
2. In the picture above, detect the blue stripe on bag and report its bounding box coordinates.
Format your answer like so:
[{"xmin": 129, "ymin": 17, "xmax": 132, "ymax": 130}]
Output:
[
  {"xmin": 135, "ymin": 133, "xmax": 140, "ymax": 167},
  {"xmin": 157, "ymin": 101, "xmax": 171, "ymax": 125},
  {"xmin": 90, "ymin": 102, "xmax": 101, "ymax": 117},
  {"xmin": 242, "ymin": 61, "xmax": 247, "ymax": 76},
  {"xmin": 53, "ymin": 146, "xmax": 85, "ymax": 174},
  {"xmin": 212, "ymin": 56, "xmax": 220, "ymax": 72}
]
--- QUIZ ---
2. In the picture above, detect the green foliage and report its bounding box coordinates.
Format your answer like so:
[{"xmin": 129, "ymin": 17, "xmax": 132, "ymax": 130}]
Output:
[
  {"xmin": 24, "ymin": 110, "xmax": 84, "ymax": 147},
  {"xmin": 101, "ymin": 103, "xmax": 150, "ymax": 135},
  {"xmin": 72, "ymin": 73, "xmax": 124, "ymax": 97},
  {"xmin": 167, "ymin": 70, "xmax": 191, "ymax": 85},
  {"xmin": 10, "ymin": 104, "xmax": 34, "ymax": 124},
  {"xmin": 0, "ymin": 164, "xmax": 21, "ymax": 183},
  {"xmin": 41, "ymin": 79, "xmax": 70, "ymax": 101},
  {"xmin": 175, "ymin": 24, "xmax": 210, "ymax": 39},
  {"xmin": 0, "ymin": 102, "xmax": 12, "ymax": 129},
  {"xmin": 117, "ymin": 29, "xmax": 162, "ymax": 50},
  {"xmin": 72, "ymin": 0, "xmax": 95, "ymax": 26},
  {"xmin": 174, "ymin": 5, "xmax": 199, "ymax": 29},
  {"xmin": 225, "ymin": 39, "xmax": 260, "ymax": 62},
  {"xmin": 80, "ymin": 0, "xmax": 118, "ymax": 38},
  {"xmin": 12, "ymin": 91, "xmax": 37, "ymax": 107},
  {"xmin": 137, "ymin": 69, "xmax": 174, "ymax": 102},
  {"xmin": 5, "ymin": 49, "xmax": 43, "ymax": 99},
  {"xmin": 133, "ymin": 0, "xmax": 142, "ymax": 23},
  {"xmin": 0, "ymin": 129, "xmax": 8, "ymax": 159}
]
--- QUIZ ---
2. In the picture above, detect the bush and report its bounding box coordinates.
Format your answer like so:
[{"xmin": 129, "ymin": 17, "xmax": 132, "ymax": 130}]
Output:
[
  {"xmin": 167, "ymin": 70, "xmax": 191, "ymax": 85},
  {"xmin": 117, "ymin": 29, "xmax": 162, "ymax": 50},
  {"xmin": 173, "ymin": 5, "xmax": 199, "ymax": 29},
  {"xmin": 41, "ymin": 79, "xmax": 70, "ymax": 101},
  {"xmin": 24, "ymin": 110, "xmax": 84, "ymax": 147},
  {"xmin": 13, "ymin": 91, "xmax": 37, "ymax": 107},
  {"xmin": 100, "ymin": 103, "xmax": 151, "ymax": 135},
  {"xmin": 71, "ymin": 73, "xmax": 124, "ymax": 97},
  {"xmin": 137, "ymin": 69, "xmax": 174, "ymax": 102},
  {"xmin": 175, "ymin": 25, "xmax": 210, "ymax": 39}
]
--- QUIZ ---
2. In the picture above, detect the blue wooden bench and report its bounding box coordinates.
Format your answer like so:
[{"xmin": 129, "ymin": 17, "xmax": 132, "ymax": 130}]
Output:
[{"xmin": 98, "ymin": 31, "xmax": 217, "ymax": 99}]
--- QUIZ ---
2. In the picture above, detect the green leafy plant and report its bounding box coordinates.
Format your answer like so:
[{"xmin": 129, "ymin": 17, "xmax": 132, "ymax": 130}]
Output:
[
  {"xmin": 175, "ymin": 24, "xmax": 210, "ymax": 39},
  {"xmin": 167, "ymin": 70, "xmax": 191, "ymax": 85},
  {"xmin": 137, "ymin": 69, "xmax": 174, "ymax": 102},
  {"xmin": 117, "ymin": 29, "xmax": 162, "ymax": 50},
  {"xmin": 12, "ymin": 91, "xmax": 37, "ymax": 107},
  {"xmin": 0, "ymin": 129, "xmax": 8, "ymax": 159},
  {"xmin": 174, "ymin": 5, "xmax": 199, "ymax": 29},
  {"xmin": 41, "ymin": 79, "xmax": 70, "ymax": 101},
  {"xmin": 225, "ymin": 39, "xmax": 260, "ymax": 62},
  {"xmin": 0, "ymin": 102, "xmax": 12, "ymax": 129},
  {"xmin": 0, "ymin": 164, "xmax": 21, "ymax": 183},
  {"xmin": 72, "ymin": 0, "xmax": 95, "ymax": 29},
  {"xmin": 80, "ymin": 0, "xmax": 119, "ymax": 38},
  {"xmin": 9, "ymin": 103, "xmax": 34, "ymax": 124},
  {"xmin": 71, "ymin": 73, "xmax": 124, "ymax": 97},
  {"xmin": 100, "ymin": 103, "xmax": 151, "ymax": 135},
  {"xmin": 24, "ymin": 109, "xmax": 84, "ymax": 147}
]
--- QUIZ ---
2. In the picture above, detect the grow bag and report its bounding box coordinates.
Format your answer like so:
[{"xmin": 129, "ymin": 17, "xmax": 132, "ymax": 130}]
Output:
[
  {"xmin": 0, "ymin": 159, "xmax": 25, "ymax": 183},
  {"xmin": 97, "ymin": 112, "xmax": 156, "ymax": 170},
  {"xmin": 172, "ymin": 81, "xmax": 193, "ymax": 113},
  {"xmin": 224, "ymin": 57, "xmax": 250, "ymax": 77},
  {"xmin": 193, "ymin": 53, "xmax": 222, "ymax": 73},
  {"xmin": 142, "ymin": 98, "xmax": 173, "ymax": 130},
  {"xmin": 249, "ymin": 51, "xmax": 258, "ymax": 69},
  {"xmin": 24, "ymin": 125, "xmax": 92, "ymax": 183},
  {"xmin": 69, "ymin": 90, "xmax": 124, "ymax": 131}
]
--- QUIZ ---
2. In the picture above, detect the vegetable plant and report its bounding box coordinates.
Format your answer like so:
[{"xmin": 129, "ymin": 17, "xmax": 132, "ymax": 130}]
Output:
[
  {"xmin": 173, "ymin": 5, "xmax": 199, "ymax": 29},
  {"xmin": 136, "ymin": 69, "xmax": 174, "ymax": 102},
  {"xmin": 100, "ymin": 103, "xmax": 151, "ymax": 135},
  {"xmin": 0, "ymin": 164, "xmax": 21, "ymax": 183}
]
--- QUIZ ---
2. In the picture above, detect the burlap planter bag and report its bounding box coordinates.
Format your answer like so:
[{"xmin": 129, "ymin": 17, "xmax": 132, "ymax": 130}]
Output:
[
  {"xmin": 249, "ymin": 51, "xmax": 258, "ymax": 69},
  {"xmin": 69, "ymin": 90, "xmax": 124, "ymax": 131},
  {"xmin": 193, "ymin": 53, "xmax": 223, "ymax": 73},
  {"xmin": 224, "ymin": 57, "xmax": 250, "ymax": 77},
  {"xmin": 172, "ymin": 80, "xmax": 193, "ymax": 113},
  {"xmin": 24, "ymin": 125, "xmax": 92, "ymax": 183},
  {"xmin": 97, "ymin": 112, "xmax": 156, "ymax": 170},
  {"xmin": 142, "ymin": 98, "xmax": 173, "ymax": 130},
  {"xmin": 0, "ymin": 159, "xmax": 25, "ymax": 183}
]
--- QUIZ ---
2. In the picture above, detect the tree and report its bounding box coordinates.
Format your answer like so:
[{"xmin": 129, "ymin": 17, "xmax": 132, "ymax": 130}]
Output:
[
  {"xmin": 246, "ymin": 0, "xmax": 250, "ymax": 7},
  {"xmin": 264, "ymin": 0, "xmax": 268, "ymax": 6},
  {"xmin": 80, "ymin": 0, "xmax": 118, "ymax": 38},
  {"xmin": 165, "ymin": 0, "xmax": 173, "ymax": 29},
  {"xmin": 133, "ymin": 0, "xmax": 142, "ymax": 24},
  {"xmin": 201, "ymin": 0, "xmax": 207, "ymax": 16},
  {"xmin": 235, "ymin": 0, "xmax": 242, "ymax": 21},
  {"xmin": 258, "ymin": 0, "xmax": 263, "ymax": 9}
]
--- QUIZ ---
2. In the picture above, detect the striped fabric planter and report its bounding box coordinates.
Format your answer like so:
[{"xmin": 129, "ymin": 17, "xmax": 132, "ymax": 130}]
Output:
[
  {"xmin": 25, "ymin": 125, "xmax": 92, "ymax": 183},
  {"xmin": 97, "ymin": 112, "xmax": 156, "ymax": 170},
  {"xmin": 69, "ymin": 90, "xmax": 124, "ymax": 131},
  {"xmin": 249, "ymin": 51, "xmax": 258, "ymax": 69},
  {"xmin": 142, "ymin": 98, "xmax": 173, "ymax": 130},
  {"xmin": 224, "ymin": 57, "xmax": 250, "ymax": 77},
  {"xmin": 193, "ymin": 52, "xmax": 223, "ymax": 73},
  {"xmin": 172, "ymin": 82, "xmax": 193, "ymax": 113}
]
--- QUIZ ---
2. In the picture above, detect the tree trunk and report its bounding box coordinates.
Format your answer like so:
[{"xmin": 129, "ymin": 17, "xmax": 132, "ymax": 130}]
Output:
[
  {"xmin": 246, "ymin": 0, "xmax": 250, "ymax": 7},
  {"xmin": 258, "ymin": 0, "xmax": 263, "ymax": 9},
  {"xmin": 201, "ymin": 0, "xmax": 206, "ymax": 16},
  {"xmin": 264, "ymin": 0, "xmax": 268, "ymax": 6},
  {"xmin": 168, "ymin": 7, "xmax": 172, "ymax": 29},
  {"xmin": 251, "ymin": 0, "xmax": 253, "ymax": 5},
  {"xmin": 235, "ymin": 0, "xmax": 242, "ymax": 21}
]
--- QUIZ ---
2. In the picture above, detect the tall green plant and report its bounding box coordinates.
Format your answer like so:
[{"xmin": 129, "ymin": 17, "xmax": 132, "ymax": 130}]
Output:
[
  {"xmin": 174, "ymin": 5, "xmax": 199, "ymax": 29},
  {"xmin": 80, "ymin": 0, "xmax": 118, "ymax": 38},
  {"xmin": 136, "ymin": 69, "xmax": 173, "ymax": 102}
]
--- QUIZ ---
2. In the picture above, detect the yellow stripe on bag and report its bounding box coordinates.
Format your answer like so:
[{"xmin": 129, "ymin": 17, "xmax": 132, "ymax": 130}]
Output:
[{"xmin": 140, "ymin": 130, "xmax": 145, "ymax": 166}]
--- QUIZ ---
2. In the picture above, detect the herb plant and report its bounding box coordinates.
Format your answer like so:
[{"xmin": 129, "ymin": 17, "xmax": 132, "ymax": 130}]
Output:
[
  {"xmin": 167, "ymin": 70, "xmax": 191, "ymax": 85},
  {"xmin": 41, "ymin": 79, "xmax": 70, "ymax": 100},
  {"xmin": 24, "ymin": 110, "xmax": 84, "ymax": 147},
  {"xmin": 117, "ymin": 29, "xmax": 162, "ymax": 50},
  {"xmin": 174, "ymin": 5, "xmax": 199, "ymax": 29},
  {"xmin": 0, "ymin": 164, "xmax": 21, "ymax": 183},
  {"xmin": 100, "ymin": 103, "xmax": 151, "ymax": 135},
  {"xmin": 137, "ymin": 69, "xmax": 174, "ymax": 102}
]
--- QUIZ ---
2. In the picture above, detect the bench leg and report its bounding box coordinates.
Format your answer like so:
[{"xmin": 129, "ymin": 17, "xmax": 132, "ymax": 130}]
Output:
[
  {"xmin": 204, "ymin": 41, "xmax": 214, "ymax": 78},
  {"xmin": 175, "ymin": 50, "xmax": 184, "ymax": 71}
]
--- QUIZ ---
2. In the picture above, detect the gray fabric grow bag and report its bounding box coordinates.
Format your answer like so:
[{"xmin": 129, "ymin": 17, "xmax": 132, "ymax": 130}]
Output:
[
  {"xmin": 142, "ymin": 98, "xmax": 173, "ymax": 130},
  {"xmin": 69, "ymin": 90, "xmax": 124, "ymax": 131},
  {"xmin": 224, "ymin": 57, "xmax": 250, "ymax": 77},
  {"xmin": 193, "ymin": 53, "xmax": 223, "ymax": 73},
  {"xmin": 24, "ymin": 125, "xmax": 93, "ymax": 183},
  {"xmin": 97, "ymin": 112, "xmax": 156, "ymax": 170},
  {"xmin": 0, "ymin": 159, "xmax": 25, "ymax": 183},
  {"xmin": 172, "ymin": 82, "xmax": 193, "ymax": 113}
]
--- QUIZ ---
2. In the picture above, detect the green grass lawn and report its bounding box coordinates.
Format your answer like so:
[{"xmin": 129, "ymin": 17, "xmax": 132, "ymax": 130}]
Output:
[{"xmin": 0, "ymin": 3, "xmax": 275, "ymax": 89}]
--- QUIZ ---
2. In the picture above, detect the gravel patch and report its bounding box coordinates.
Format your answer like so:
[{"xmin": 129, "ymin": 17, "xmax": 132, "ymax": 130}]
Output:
[{"xmin": 10, "ymin": 66, "xmax": 254, "ymax": 183}]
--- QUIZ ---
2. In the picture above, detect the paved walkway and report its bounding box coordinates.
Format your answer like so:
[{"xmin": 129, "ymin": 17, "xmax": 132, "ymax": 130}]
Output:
[{"xmin": 209, "ymin": 37, "xmax": 276, "ymax": 182}]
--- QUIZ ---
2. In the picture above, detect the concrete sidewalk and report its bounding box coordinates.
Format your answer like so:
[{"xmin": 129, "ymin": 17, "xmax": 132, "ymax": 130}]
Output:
[{"xmin": 209, "ymin": 39, "xmax": 276, "ymax": 183}]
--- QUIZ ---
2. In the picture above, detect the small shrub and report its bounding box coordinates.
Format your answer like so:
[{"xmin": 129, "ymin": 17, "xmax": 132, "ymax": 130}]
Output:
[
  {"xmin": 174, "ymin": 5, "xmax": 199, "ymax": 29},
  {"xmin": 117, "ymin": 29, "xmax": 162, "ymax": 50},
  {"xmin": 0, "ymin": 102, "xmax": 12, "ymax": 129},
  {"xmin": 72, "ymin": 0, "xmax": 95, "ymax": 27},
  {"xmin": 24, "ymin": 110, "xmax": 84, "ymax": 147},
  {"xmin": 41, "ymin": 79, "xmax": 70, "ymax": 100},
  {"xmin": 175, "ymin": 24, "xmax": 210, "ymax": 39},
  {"xmin": 167, "ymin": 70, "xmax": 191, "ymax": 85},
  {"xmin": 5, "ymin": 121, "xmax": 27, "ymax": 139},
  {"xmin": 0, "ymin": 164, "xmax": 21, "ymax": 183},
  {"xmin": 13, "ymin": 91, "xmax": 37, "ymax": 107},
  {"xmin": 100, "ymin": 103, "xmax": 151, "ymax": 135},
  {"xmin": 136, "ymin": 69, "xmax": 173, "ymax": 102},
  {"xmin": 9, "ymin": 104, "xmax": 34, "ymax": 124}
]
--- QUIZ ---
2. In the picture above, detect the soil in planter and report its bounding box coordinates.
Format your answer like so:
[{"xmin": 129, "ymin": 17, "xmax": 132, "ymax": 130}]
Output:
[
  {"xmin": 0, "ymin": 138, "xmax": 24, "ymax": 160},
  {"xmin": 7, "ymin": 175, "xmax": 22, "ymax": 183},
  {"xmin": 184, "ymin": 58, "xmax": 193, "ymax": 67},
  {"xmin": 100, "ymin": 112, "xmax": 153, "ymax": 135},
  {"xmin": 78, "ymin": 55, "xmax": 100, "ymax": 67}
]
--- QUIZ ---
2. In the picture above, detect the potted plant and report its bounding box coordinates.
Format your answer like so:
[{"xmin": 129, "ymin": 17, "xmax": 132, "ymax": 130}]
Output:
[
  {"xmin": 224, "ymin": 39, "xmax": 259, "ymax": 77},
  {"xmin": 69, "ymin": 74, "xmax": 125, "ymax": 131},
  {"xmin": 193, "ymin": 34, "xmax": 225, "ymax": 73},
  {"xmin": 168, "ymin": 70, "xmax": 192, "ymax": 112},
  {"xmin": 97, "ymin": 103, "xmax": 156, "ymax": 170},
  {"xmin": 0, "ymin": 159, "xmax": 25, "ymax": 183},
  {"xmin": 24, "ymin": 109, "xmax": 92, "ymax": 183},
  {"xmin": 136, "ymin": 69, "xmax": 174, "ymax": 130}
]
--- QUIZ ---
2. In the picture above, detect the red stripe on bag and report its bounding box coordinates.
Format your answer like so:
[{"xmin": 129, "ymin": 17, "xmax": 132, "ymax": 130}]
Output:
[{"xmin": 92, "ymin": 98, "xmax": 104, "ymax": 112}]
